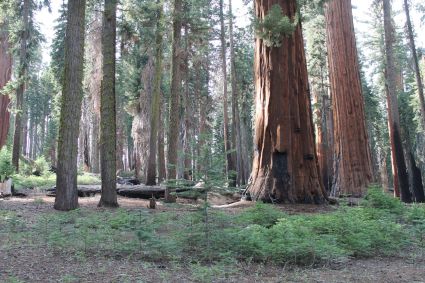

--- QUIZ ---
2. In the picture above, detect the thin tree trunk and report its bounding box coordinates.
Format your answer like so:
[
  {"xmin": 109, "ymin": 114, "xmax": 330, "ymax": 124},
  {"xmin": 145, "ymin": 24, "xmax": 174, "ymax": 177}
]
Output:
[
  {"xmin": 404, "ymin": 0, "xmax": 425, "ymax": 129},
  {"xmin": 383, "ymin": 0, "xmax": 412, "ymax": 203},
  {"xmin": 229, "ymin": 0, "xmax": 245, "ymax": 186},
  {"xmin": 0, "ymin": 26, "xmax": 12, "ymax": 149},
  {"xmin": 98, "ymin": 0, "xmax": 118, "ymax": 207},
  {"xmin": 247, "ymin": 0, "xmax": 326, "ymax": 203},
  {"xmin": 12, "ymin": 0, "xmax": 30, "ymax": 170},
  {"xmin": 219, "ymin": 0, "xmax": 235, "ymax": 187},
  {"xmin": 55, "ymin": 0, "xmax": 87, "ymax": 211},
  {"xmin": 146, "ymin": 0, "xmax": 163, "ymax": 186},
  {"xmin": 166, "ymin": 0, "xmax": 183, "ymax": 200},
  {"xmin": 324, "ymin": 0, "xmax": 373, "ymax": 197},
  {"xmin": 158, "ymin": 105, "xmax": 166, "ymax": 182}
]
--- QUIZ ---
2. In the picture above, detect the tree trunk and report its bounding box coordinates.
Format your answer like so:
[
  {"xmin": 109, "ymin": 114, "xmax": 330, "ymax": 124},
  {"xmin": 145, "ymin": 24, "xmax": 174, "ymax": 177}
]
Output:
[
  {"xmin": 219, "ymin": 0, "xmax": 236, "ymax": 187},
  {"xmin": 404, "ymin": 0, "xmax": 425, "ymax": 129},
  {"xmin": 324, "ymin": 0, "xmax": 373, "ymax": 197},
  {"xmin": 166, "ymin": 0, "xmax": 183, "ymax": 200},
  {"xmin": 247, "ymin": 0, "xmax": 326, "ymax": 203},
  {"xmin": 383, "ymin": 0, "xmax": 412, "ymax": 203},
  {"xmin": 410, "ymin": 153, "xmax": 425, "ymax": 202},
  {"xmin": 98, "ymin": 0, "xmax": 118, "ymax": 208},
  {"xmin": 55, "ymin": 0, "xmax": 87, "ymax": 211},
  {"xmin": 229, "ymin": 0, "xmax": 245, "ymax": 186},
  {"xmin": 0, "ymin": 27, "xmax": 12, "ymax": 149},
  {"xmin": 12, "ymin": 0, "xmax": 30, "ymax": 171},
  {"xmin": 158, "ymin": 105, "xmax": 166, "ymax": 183},
  {"xmin": 146, "ymin": 1, "xmax": 163, "ymax": 186}
]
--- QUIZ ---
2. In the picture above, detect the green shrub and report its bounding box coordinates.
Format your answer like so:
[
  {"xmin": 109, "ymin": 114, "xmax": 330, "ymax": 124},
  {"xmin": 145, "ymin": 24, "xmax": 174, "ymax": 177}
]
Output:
[
  {"xmin": 237, "ymin": 202, "xmax": 286, "ymax": 228},
  {"xmin": 34, "ymin": 156, "xmax": 50, "ymax": 176},
  {"xmin": 13, "ymin": 174, "xmax": 56, "ymax": 189},
  {"xmin": 362, "ymin": 186, "xmax": 404, "ymax": 214},
  {"xmin": 77, "ymin": 173, "xmax": 101, "ymax": 185},
  {"xmin": 0, "ymin": 147, "xmax": 14, "ymax": 181}
]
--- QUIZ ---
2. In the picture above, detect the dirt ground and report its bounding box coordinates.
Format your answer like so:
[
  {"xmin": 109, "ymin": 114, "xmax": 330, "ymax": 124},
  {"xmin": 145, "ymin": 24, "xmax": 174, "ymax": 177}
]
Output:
[{"xmin": 1, "ymin": 194, "xmax": 424, "ymax": 283}]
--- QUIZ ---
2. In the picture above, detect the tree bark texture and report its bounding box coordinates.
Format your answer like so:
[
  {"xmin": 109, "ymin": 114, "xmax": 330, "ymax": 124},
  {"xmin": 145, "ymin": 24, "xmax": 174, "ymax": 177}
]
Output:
[
  {"xmin": 167, "ymin": 0, "xmax": 183, "ymax": 182},
  {"xmin": 146, "ymin": 1, "xmax": 163, "ymax": 186},
  {"xmin": 132, "ymin": 57, "xmax": 154, "ymax": 182},
  {"xmin": 12, "ymin": 0, "xmax": 30, "ymax": 171},
  {"xmin": 86, "ymin": 13, "xmax": 102, "ymax": 174},
  {"xmin": 247, "ymin": 0, "xmax": 326, "ymax": 203},
  {"xmin": 0, "ymin": 27, "xmax": 12, "ymax": 149},
  {"xmin": 99, "ymin": 0, "xmax": 118, "ymax": 207},
  {"xmin": 383, "ymin": 0, "xmax": 412, "ymax": 203},
  {"xmin": 55, "ymin": 0, "xmax": 87, "ymax": 211},
  {"xmin": 324, "ymin": 0, "xmax": 373, "ymax": 197}
]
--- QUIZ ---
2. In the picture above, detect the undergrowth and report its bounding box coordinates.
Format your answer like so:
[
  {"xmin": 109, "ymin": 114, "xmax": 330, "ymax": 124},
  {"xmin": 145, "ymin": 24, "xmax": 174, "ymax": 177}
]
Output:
[
  {"xmin": 0, "ymin": 187, "xmax": 424, "ymax": 268},
  {"xmin": 12, "ymin": 173, "xmax": 101, "ymax": 189}
]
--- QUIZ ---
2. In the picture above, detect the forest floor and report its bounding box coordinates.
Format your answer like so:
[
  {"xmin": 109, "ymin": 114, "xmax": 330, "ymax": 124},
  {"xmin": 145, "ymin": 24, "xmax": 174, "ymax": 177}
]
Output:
[{"xmin": 0, "ymin": 193, "xmax": 424, "ymax": 283}]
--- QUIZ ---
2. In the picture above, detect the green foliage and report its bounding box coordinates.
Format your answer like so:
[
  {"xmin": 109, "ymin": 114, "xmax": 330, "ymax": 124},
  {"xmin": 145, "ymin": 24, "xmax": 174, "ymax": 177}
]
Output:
[
  {"xmin": 254, "ymin": 4, "xmax": 299, "ymax": 47},
  {"xmin": 76, "ymin": 173, "xmax": 101, "ymax": 185},
  {"xmin": 362, "ymin": 186, "xmax": 404, "ymax": 214},
  {"xmin": 2, "ymin": 189, "xmax": 422, "ymax": 268},
  {"xmin": 236, "ymin": 202, "xmax": 286, "ymax": 228},
  {"xmin": 12, "ymin": 173, "xmax": 100, "ymax": 189},
  {"xmin": 0, "ymin": 147, "xmax": 14, "ymax": 181},
  {"xmin": 12, "ymin": 174, "xmax": 56, "ymax": 189}
]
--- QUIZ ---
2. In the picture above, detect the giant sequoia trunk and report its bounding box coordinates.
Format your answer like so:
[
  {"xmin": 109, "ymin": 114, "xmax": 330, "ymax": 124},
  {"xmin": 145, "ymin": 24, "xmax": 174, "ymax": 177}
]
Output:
[
  {"xmin": 383, "ymin": 0, "xmax": 412, "ymax": 203},
  {"xmin": 324, "ymin": 0, "xmax": 373, "ymax": 197},
  {"xmin": 55, "ymin": 0, "xmax": 87, "ymax": 211},
  {"xmin": 247, "ymin": 0, "xmax": 326, "ymax": 203},
  {"xmin": 0, "ymin": 27, "xmax": 12, "ymax": 149},
  {"xmin": 98, "ymin": 0, "xmax": 118, "ymax": 208}
]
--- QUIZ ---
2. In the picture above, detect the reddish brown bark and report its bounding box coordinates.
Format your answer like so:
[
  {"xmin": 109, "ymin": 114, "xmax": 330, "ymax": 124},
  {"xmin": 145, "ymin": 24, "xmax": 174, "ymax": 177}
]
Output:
[
  {"xmin": 383, "ymin": 0, "xmax": 411, "ymax": 202},
  {"xmin": 324, "ymin": 0, "xmax": 373, "ymax": 197},
  {"xmin": 247, "ymin": 0, "xmax": 326, "ymax": 203},
  {"xmin": 313, "ymin": 91, "xmax": 331, "ymax": 191},
  {"xmin": 0, "ymin": 28, "xmax": 12, "ymax": 149}
]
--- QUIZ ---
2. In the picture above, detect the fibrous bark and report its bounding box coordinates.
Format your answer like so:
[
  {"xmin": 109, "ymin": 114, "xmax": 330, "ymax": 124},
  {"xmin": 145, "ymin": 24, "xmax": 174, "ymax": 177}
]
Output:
[
  {"xmin": 166, "ymin": 0, "xmax": 183, "ymax": 200},
  {"xmin": 85, "ymin": 12, "xmax": 102, "ymax": 174},
  {"xmin": 55, "ymin": 0, "xmax": 87, "ymax": 211},
  {"xmin": 324, "ymin": 0, "xmax": 373, "ymax": 197},
  {"xmin": 98, "ymin": 0, "xmax": 118, "ymax": 208},
  {"xmin": 0, "ymin": 27, "xmax": 12, "ymax": 149},
  {"xmin": 247, "ymin": 0, "xmax": 326, "ymax": 203},
  {"xmin": 383, "ymin": 0, "xmax": 412, "ymax": 203}
]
